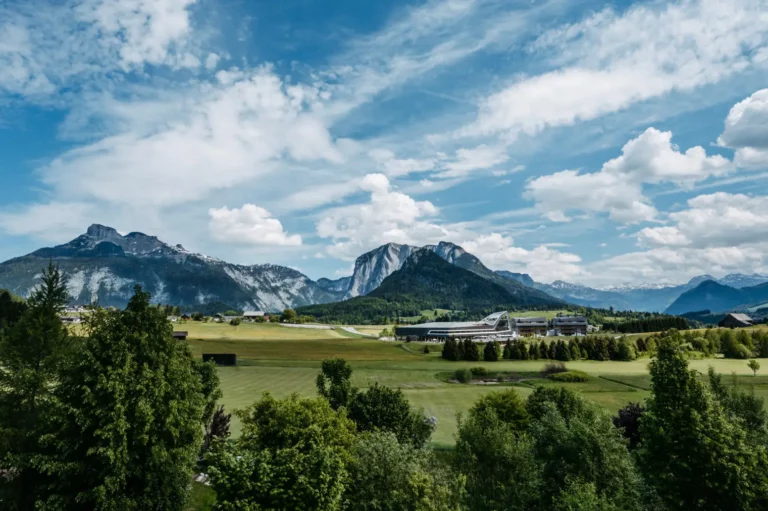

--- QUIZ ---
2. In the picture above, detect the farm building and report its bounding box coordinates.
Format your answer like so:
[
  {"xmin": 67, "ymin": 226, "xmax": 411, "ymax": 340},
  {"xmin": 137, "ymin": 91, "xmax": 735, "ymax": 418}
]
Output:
[
  {"xmin": 172, "ymin": 331, "xmax": 188, "ymax": 340},
  {"xmin": 718, "ymin": 313, "xmax": 754, "ymax": 328},
  {"xmin": 243, "ymin": 311, "xmax": 266, "ymax": 320}
]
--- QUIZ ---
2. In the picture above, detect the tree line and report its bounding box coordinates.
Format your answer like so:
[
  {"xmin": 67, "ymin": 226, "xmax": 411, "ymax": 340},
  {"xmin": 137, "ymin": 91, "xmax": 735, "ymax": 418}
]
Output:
[{"xmin": 442, "ymin": 335, "xmax": 643, "ymax": 362}]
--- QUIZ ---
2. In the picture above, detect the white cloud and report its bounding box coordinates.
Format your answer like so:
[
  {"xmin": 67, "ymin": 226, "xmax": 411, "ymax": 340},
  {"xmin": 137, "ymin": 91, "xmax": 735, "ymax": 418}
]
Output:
[
  {"xmin": 76, "ymin": 0, "xmax": 199, "ymax": 70},
  {"xmin": 0, "ymin": 0, "xmax": 201, "ymax": 98},
  {"xmin": 638, "ymin": 192, "xmax": 768, "ymax": 249},
  {"xmin": 205, "ymin": 53, "xmax": 221, "ymax": 70},
  {"xmin": 461, "ymin": 233, "xmax": 585, "ymax": 283},
  {"xmin": 0, "ymin": 202, "xmax": 95, "ymax": 241},
  {"xmin": 525, "ymin": 128, "xmax": 730, "ymax": 223},
  {"xmin": 316, "ymin": 174, "xmax": 450, "ymax": 259},
  {"xmin": 39, "ymin": 69, "xmax": 342, "ymax": 208},
  {"xmin": 585, "ymin": 244, "xmax": 768, "ymax": 287},
  {"xmin": 459, "ymin": 0, "xmax": 768, "ymax": 139},
  {"xmin": 636, "ymin": 226, "xmax": 691, "ymax": 247},
  {"xmin": 208, "ymin": 204, "xmax": 301, "ymax": 246},
  {"xmin": 435, "ymin": 144, "xmax": 509, "ymax": 178},
  {"xmin": 369, "ymin": 149, "xmax": 436, "ymax": 177},
  {"xmin": 718, "ymin": 88, "xmax": 768, "ymax": 169}
]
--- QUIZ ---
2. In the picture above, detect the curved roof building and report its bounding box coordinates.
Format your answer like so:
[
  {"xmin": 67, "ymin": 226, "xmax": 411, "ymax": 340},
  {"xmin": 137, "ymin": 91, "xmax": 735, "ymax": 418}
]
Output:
[{"xmin": 395, "ymin": 311, "xmax": 513, "ymax": 340}]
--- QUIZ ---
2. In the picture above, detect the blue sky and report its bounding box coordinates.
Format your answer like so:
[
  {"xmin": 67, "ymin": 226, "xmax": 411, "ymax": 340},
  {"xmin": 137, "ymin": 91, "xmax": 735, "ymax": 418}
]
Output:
[{"xmin": 1, "ymin": 0, "xmax": 767, "ymax": 287}]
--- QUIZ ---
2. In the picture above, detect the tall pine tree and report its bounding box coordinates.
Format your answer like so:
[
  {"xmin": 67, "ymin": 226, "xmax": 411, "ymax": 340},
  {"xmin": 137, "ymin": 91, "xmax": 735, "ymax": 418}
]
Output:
[{"xmin": 0, "ymin": 263, "xmax": 70, "ymax": 509}]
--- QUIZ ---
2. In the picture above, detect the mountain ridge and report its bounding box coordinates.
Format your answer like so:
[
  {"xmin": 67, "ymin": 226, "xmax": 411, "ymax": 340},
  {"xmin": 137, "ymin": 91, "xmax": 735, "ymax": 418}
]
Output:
[
  {"xmin": 0, "ymin": 225, "xmax": 343, "ymax": 311},
  {"xmin": 666, "ymin": 279, "xmax": 768, "ymax": 315},
  {"xmin": 297, "ymin": 249, "xmax": 565, "ymax": 322}
]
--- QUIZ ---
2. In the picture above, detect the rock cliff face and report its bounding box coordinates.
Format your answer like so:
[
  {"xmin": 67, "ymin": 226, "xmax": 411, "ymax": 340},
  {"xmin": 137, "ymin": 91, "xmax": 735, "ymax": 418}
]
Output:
[{"xmin": 0, "ymin": 225, "xmax": 343, "ymax": 311}]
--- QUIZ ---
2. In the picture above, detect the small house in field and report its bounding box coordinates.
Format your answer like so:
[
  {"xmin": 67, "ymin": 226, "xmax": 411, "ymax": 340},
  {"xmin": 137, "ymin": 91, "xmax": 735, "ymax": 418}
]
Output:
[
  {"xmin": 172, "ymin": 331, "xmax": 188, "ymax": 340},
  {"xmin": 243, "ymin": 311, "xmax": 265, "ymax": 321},
  {"xmin": 718, "ymin": 313, "xmax": 754, "ymax": 329},
  {"xmin": 180, "ymin": 313, "xmax": 191, "ymax": 320}
]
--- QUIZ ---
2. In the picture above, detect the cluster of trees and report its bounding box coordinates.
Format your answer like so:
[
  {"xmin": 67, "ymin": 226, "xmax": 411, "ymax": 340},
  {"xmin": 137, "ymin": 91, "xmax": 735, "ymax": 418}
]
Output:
[
  {"xmin": 205, "ymin": 358, "xmax": 442, "ymax": 509},
  {"xmin": 0, "ymin": 265, "xmax": 224, "ymax": 509},
  {"xmin": 602, "ymin": 316, "xmax": 689, "ymax": 333},
  {"xmin": 442, "ymin": 336, "xmax": 642, "ymax": 362},
  {"xmin": 279, "ymin": 308, "xmax": 316, "ymax": 324},
  {"xmin": 152, "ymin": 303, "xmax": 182, "ymax": 316},
  {"xmin": 641, "ymin": 328, "xmax": 768, "ymax": 360}
]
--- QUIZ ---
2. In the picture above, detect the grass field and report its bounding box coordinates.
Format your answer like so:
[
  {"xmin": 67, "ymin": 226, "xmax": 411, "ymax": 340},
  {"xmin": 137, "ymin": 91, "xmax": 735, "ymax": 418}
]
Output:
[{"xmin": 185, "ymin": 321, "xmax": 768, "ymax": 447}]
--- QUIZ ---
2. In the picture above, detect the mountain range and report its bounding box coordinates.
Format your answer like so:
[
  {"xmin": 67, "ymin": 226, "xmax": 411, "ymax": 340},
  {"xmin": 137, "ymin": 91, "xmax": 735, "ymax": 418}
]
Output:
[
  {"xmin": 0, "ymin": 225, "xmax": 344, "ymax": 311},
  {"xmin": 1, "ymin": 224, "xmax": 766, "ymax": 314},
  {"xmin": 665, "ymin": 280, "xmax": 768, "ymax": 316}
]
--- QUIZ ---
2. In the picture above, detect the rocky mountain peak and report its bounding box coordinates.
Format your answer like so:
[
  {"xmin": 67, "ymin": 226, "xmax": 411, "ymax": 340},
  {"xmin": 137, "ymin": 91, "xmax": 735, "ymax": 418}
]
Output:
[{"xmin": 86, "ymin": 224, "xmax": 122, "ymax": 241}]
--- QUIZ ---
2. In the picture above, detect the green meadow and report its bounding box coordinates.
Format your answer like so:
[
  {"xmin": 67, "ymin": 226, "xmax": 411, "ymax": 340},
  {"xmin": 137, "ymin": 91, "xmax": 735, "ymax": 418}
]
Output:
[{"xmin": 183, "ymin": 321, "xmax": 768, "ymax": 447}]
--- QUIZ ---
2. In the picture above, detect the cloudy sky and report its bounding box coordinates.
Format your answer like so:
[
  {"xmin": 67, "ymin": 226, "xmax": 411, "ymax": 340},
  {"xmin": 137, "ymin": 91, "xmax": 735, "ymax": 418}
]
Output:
[{"xmin": 1, "ymin": 0, "xmax": 767, "ymax": 287}]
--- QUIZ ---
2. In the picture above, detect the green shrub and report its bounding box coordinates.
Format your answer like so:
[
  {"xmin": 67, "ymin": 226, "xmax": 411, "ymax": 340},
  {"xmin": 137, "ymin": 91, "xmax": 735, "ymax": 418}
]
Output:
[
  {"xmin": 470, "ymin": 367, "xmax": 488, "ymax": 377},
  {"xmin": 548, "ymin": 370, "xmax": 590, "ymax": 382},
  {"xmin": 423, "ymin": 345, "xmax": 430, "ymax": 354},
  {"xmin": 541, "ymin": 361, "xmax": 567, "ymax": 377},
  {"xmin": 454, "ymin": 368, "xmax": 472, "ymax": 384}
]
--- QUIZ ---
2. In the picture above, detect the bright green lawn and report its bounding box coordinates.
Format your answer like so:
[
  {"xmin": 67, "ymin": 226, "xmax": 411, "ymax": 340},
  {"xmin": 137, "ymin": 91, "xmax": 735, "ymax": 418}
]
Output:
[{"xmin": 187, "ymin": 322, "xmax": 767, "ymax": 448}]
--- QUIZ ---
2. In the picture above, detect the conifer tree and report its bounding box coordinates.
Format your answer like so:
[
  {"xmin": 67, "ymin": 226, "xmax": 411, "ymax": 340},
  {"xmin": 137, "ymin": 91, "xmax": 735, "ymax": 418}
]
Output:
[
  {"xmin": 464, "ymin": 340, "xmax": 480, "ymax": 361},
  {"xmin": 0, "ymin": 263, "xmax": 70, "ymax": 508},
  {"xmin": 39, "ymin": 286, "xmax": 208, "ymax": 510},
  {"xmin": 503, "ymin": 340, "xmax": 512, "ymax": 360},
  {"xmin": 484, "ymin": 341, "xmax": 500, "ymax": 362}
]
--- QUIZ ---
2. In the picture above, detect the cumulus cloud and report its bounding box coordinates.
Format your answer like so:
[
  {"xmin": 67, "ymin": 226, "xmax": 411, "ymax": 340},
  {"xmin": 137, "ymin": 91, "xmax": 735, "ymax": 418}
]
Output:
[
  {"xmin": 459, "ymin": 0, "xmax": 768, "ymax": 139},
  {"xmin": 461, "ymin": 233, "xmax": 585, "ymax": 283},
  {"xmin": 638, "ymin": 192, "xmax": 768, "ymax": 249},
  {"xmin": 525, "ymin": 128, "xmax": 730, "ymax": 223},
  {"xmin": 585, "ymin": 245, "xmax": 768, "ymax": 287},
  {"xmin": 718, "ymin": 88, "xmax": 768, "ymax": 170},
  {"xmin": 208, "ymin": 204, "xmax": 301, "ymax": 246},
  {"xmin": 316, "ymin": 174, "xmax": 449, "ymax": 259}
]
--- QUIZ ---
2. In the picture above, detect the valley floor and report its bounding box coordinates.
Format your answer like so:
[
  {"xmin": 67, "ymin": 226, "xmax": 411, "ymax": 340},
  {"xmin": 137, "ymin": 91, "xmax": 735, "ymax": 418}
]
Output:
[{"xmin": 183, "ymin": 322, "xmax": 768, "ymax": 448}]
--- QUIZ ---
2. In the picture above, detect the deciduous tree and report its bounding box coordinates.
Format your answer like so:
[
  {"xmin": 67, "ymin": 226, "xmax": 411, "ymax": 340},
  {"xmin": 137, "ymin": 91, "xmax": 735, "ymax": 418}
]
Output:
[
  {"xmin": 345, "ymin": 431, "xmax": 463, "ymax": 511},
  {"xmin": 348, "ymin": 383, "xmax": 434, "ymax": 448},
  {"xmin": 207, "ymin": 393, "xmax": 356, "ymax": 510},
  {"xmin": 317, "ymin": 358, "xmax": 354, "ymax": 410}
]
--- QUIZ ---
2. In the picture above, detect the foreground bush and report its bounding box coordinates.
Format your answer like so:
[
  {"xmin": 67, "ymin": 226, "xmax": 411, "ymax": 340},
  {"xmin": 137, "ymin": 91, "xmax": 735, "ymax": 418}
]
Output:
[
  {"xmin": 454, "ymin": 368, "xmax": 473, "ymax": 383},
  {"xmin": 540, "ymin": 361, "xmax": 567, "ymax": 377},
  {"xmin": 207, "ymin": 393, "xmax": 356, "ymax": 511},
  {"xmin": 548, "ymin": 370, "xmax": 590, "ymax": 382},
  {"xmin": 345, "ymin": 431, "xmax": 464, "ymax": 511}
]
